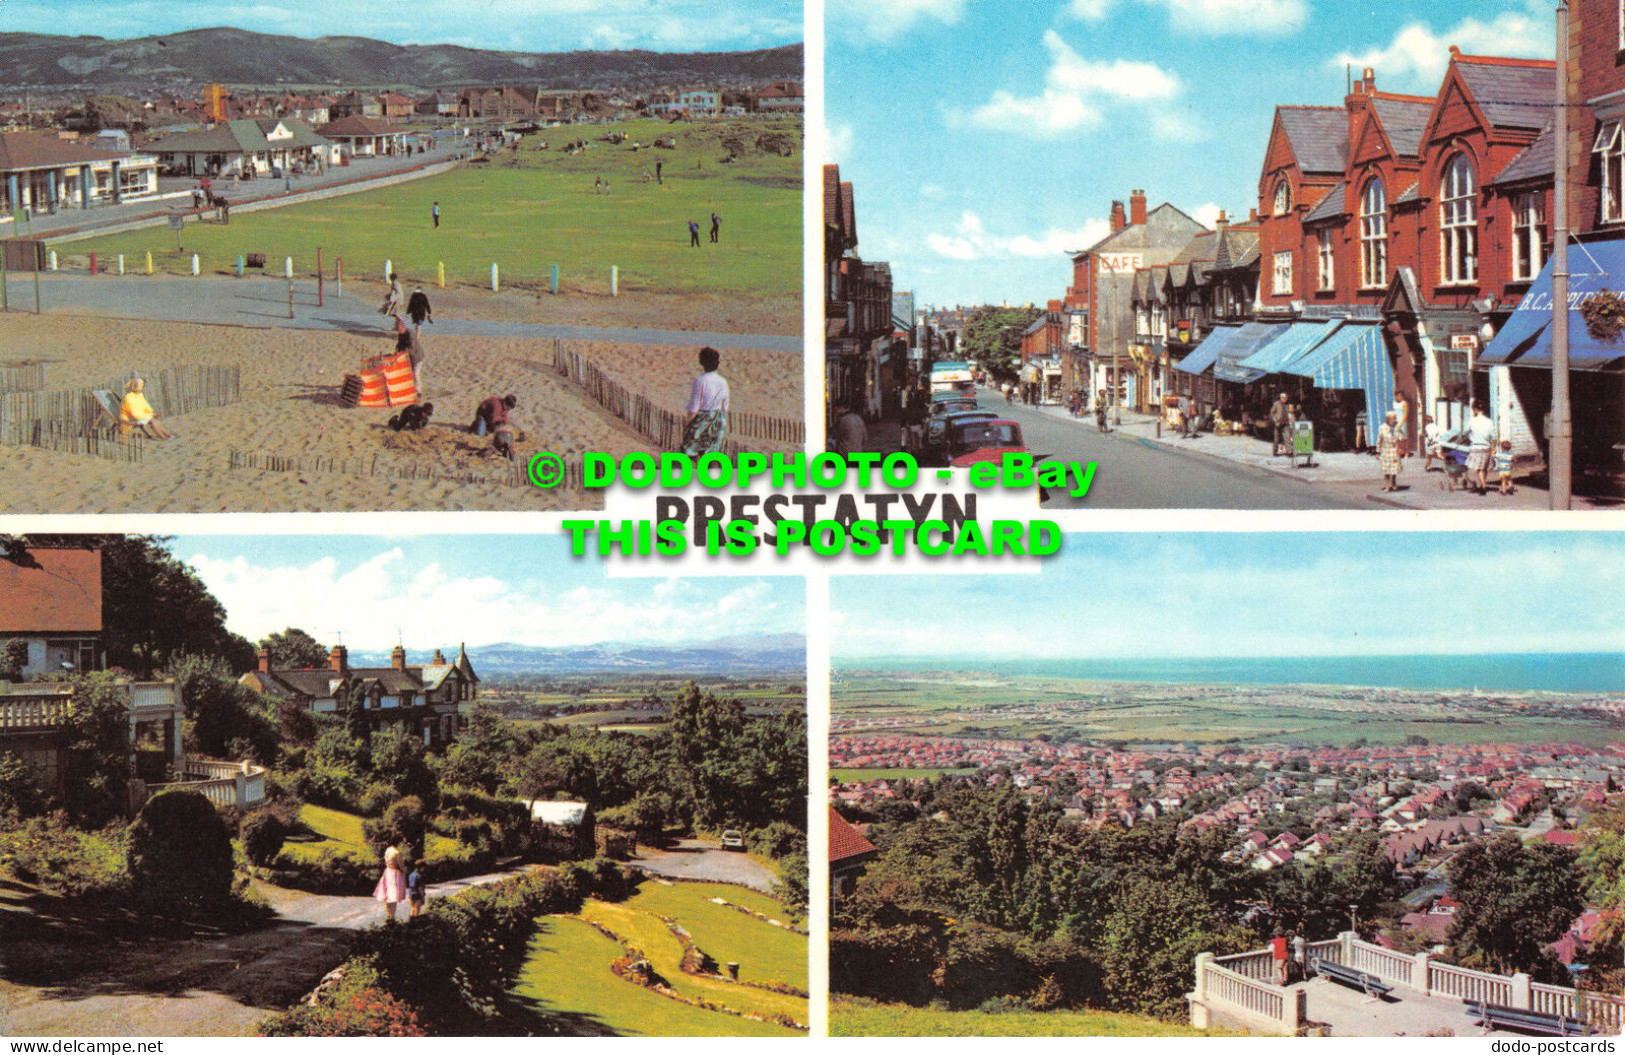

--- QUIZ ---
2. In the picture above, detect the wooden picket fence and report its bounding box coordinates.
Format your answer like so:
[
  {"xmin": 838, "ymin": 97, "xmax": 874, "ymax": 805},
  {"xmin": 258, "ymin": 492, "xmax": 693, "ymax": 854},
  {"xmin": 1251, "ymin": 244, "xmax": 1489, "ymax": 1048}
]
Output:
[
  {"xmin": 550, "ymin": 340, "xmax": 802, "ymax": 452},
  {"xmin": 0, "ymin": 364, "xmax": 241, "ymax": 433},
  {"xmin": 0, "ymin": 418, "xmax": 145, "ymax": 462},
  {"xmin": 226, "ymin": 446, "xmax": 587, "ymax": 491},
  {"xmin": 0, "ymin": 362, "xmax": 45, "ymax": 393}
]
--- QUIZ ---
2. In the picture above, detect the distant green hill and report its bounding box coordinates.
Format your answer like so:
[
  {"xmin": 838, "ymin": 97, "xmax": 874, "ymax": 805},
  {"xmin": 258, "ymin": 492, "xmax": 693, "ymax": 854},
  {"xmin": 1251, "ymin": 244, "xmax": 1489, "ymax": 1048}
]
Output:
[
  {"xmin": 0, "ymin": 28, "xmax": 802, "ymax": 90},
  {"xmin": 830, "ymin": 997, "xmax": 1235, "ymax": 1037}
]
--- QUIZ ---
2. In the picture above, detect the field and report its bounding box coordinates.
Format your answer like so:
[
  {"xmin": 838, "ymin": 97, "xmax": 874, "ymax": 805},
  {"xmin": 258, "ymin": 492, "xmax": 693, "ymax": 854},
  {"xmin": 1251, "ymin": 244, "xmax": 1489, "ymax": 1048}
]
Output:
[
  {"xmin": 64, "ymin": 118, "xmax": 802, "ymax": 303},
  {"xmin": 279, "ymin": 804, "xmax": 461, "ymax": 864},
  {"xmin": 833, "ymin": 672, "xmax": 1625, "ymax": 748},
  {"xmin": 508, "ymin": 878, "xmax": 805, "ymax": 1037},
  {"xmin": 829, "ymin": 997, "xmax": 1229, "ymax": 1037}
]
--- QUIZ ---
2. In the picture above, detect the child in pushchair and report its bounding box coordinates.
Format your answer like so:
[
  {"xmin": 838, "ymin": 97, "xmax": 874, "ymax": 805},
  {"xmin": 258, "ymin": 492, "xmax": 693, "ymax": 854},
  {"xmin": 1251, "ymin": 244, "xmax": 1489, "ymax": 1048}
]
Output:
[{"xmin": 1441, "ymin": 447, "xmax": 1469, "ymax": 490}]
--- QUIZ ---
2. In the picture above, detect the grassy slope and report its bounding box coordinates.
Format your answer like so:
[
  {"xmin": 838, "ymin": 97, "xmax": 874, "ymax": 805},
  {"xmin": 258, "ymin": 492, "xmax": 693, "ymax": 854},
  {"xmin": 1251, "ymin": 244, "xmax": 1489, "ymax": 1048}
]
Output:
[
  {"xmin": 829, "ymin": 997, "xmax": 1228, "ymax": 1037},
  {"xmin": 511, "ymin": 916, "xmax": 798, "ymax": 1037},
  {"xmin": 620, "ymin": 880, "xmax": 805, "ymax": 990},
  {"xmin": 280, "ymin": 804, "xmax": 460, "ymax": 863},
  {"xmin": 65, "ymin": 118, "xmax": 801, "ymax": 298}
]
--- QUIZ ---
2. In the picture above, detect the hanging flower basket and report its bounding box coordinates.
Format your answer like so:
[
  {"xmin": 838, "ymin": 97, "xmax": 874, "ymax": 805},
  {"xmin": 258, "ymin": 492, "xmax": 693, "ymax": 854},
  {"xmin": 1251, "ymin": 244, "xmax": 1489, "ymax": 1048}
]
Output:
[{"xmin": 1579, "ymin": 288, "xmax": 1625, "ymax": 343}]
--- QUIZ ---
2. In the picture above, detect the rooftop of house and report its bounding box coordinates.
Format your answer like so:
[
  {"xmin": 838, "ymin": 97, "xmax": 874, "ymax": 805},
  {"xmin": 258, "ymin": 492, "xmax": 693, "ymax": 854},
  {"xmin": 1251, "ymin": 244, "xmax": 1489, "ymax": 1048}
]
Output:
[
  {"xmin": 1276, "ymin": 106, "xmax": 1348, "ymax": 175},
  {"xmin": 0, "ymin": 547, "xmax": 101, "ymax": 635},
  {"xmin": 829, "ymin": 805, "xmax": 878, "ymax": 866}
]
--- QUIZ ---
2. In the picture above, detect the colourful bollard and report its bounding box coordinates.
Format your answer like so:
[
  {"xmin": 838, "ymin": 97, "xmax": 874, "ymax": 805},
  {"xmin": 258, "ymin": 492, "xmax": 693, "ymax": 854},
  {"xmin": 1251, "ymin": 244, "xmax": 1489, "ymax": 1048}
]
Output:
[
  {"xmin": 490, "ymin": 262, "xmax": 498, "ymax": 292},
  {"xmin": 437, "ymin": 261, "xmax": 444, "ymax": 289},
  {"xmin": 236, "ymin": 255, "xmax": 244, "ymax": 277},
  {"xmin": 611, "ymin": 265, "xmax": 618, "ymax": 297},
  {"xmin": 145, "ymin": 251, "xmax": 153, "ymax": 276}
]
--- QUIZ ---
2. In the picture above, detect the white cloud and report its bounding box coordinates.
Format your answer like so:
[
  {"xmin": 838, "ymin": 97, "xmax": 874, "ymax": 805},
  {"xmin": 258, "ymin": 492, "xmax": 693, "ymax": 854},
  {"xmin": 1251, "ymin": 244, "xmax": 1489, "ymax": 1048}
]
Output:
[
  {"xmin": 1191, "ymin": 202, "xmax": 1224, "ymax": 228},
  {"xmin": 186, "ymin": 550, "xmax": 791, "ymax": 651},
  {"xmin": 926, "ymin": 210, "xmax": 1109, "ymax": 262},
  {"xmin": 1067, "ymin": 0, "xmax": 1115, "ymax": 20},
  {"xmin": 819, "ymin": 121, "xmax": 854, "ymax": 163},
  {"xmin": 1332, "ymin": 12, "xmax": 1553, "ymax": 89},
  {"xmin": 959, "ymin": 30, "xmax": 1181, "ymax": 139},
  {"xmin": 1144, "ymin": 0, "xmax": 1308, "ymax": 36},
  {"xmin": 827, "ymin": 0, "xmax": 965, "ymax": 43}
]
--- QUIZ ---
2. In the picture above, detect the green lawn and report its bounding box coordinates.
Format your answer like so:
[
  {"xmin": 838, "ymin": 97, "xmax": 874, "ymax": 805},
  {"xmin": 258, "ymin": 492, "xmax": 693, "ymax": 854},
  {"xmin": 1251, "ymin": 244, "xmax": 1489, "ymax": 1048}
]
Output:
[
  {"xmin": 509, "ymin": 916, "xmax": 798, "ymax": 1037},
  {"xmin": 64, "ymin": 117, "xmax": 802, "ymax": 299},
  {"xmin": 280, "ymin": 804, "xmax": 460, "ymax": 864},
  {"xmin": 829, "ymin": 997, "xmax": 1231, "ymax": 1037},
  {"xmin": 622, "ymin": 880, "xmax": 805, "ymax": 990}
]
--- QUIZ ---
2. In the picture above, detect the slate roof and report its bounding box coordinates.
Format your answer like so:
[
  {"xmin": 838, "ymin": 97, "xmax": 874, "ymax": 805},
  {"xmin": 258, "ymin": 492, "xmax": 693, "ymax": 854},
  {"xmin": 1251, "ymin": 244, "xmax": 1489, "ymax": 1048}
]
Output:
[
  {"xmin": 1456, "ymin": 57, "xmax": 1555, "ymax": 132},
  {"xmin": 148, "ymin": 118, "xmax": 328, "ymax": 155},
  {"xmin": 1084, "ymin": 202, "xmax": 1208, "ymax": 254},
  {"xmin": 0, "ymin": 548, "xmax": 101, "ymax": 634},
  {"xmin": 316, "ymin": 115, "xmax": 400, "ymax": 138},
  {"xmin": 1213, "ymin": 227, "xmax": 1261, "ymax": 271},
  {"xmin": 0, "ymin": 132, "xmax": 126, "ymax": 171},
  {"xmin": 1369, "ymin": 95, "xmax": 1432, "ymax": 156},
  {"xmin": 1276, "ymin": 106, "xmax": 1348, "ymax": 174},
  {"xmin": 1303, "ymin": 180, "xmax": 1348, "ymax": 224},
  {"xmin": 1170, "ymin": 230, "xmax": 1218, "ymax": 267},
  {"xmin": 1490, "ymin": 121, "xmax": 1554, "ymax": 186}
]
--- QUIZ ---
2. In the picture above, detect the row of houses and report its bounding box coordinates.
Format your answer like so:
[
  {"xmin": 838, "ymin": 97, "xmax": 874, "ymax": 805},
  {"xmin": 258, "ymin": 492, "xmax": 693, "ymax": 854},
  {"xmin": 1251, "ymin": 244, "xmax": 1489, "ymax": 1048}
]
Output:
[
  {"xmin": 1048, "ymin": 0, "xmax": 1625, "ymax": 480},
  {"xmin": 824, "ymin": 163, "xmax": 909, "ymax": 423}
]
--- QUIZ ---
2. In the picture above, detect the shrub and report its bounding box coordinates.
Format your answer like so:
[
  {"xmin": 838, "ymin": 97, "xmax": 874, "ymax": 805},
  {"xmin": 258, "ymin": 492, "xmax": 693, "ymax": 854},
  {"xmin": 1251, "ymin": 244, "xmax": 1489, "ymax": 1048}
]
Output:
[
  {"xmin": 126, "ymin": 790, "xmax": 235, "ymax": 916},
  {"xmin": 239, "ymin": 810, "xmax": 288, "ymax": 867},
  {"xmin": 357, "ymin": 783, "xmax": 397, "ymax": 818},
  {"xmin": 0, "ymin": 751, "xmax": 44, "ymax": 818},
  {"xmin": 259, "ymin": 958, "xmax": 426, "ymax": 1037},
  {"xmin": 362, "ymin": 796, "xmax": 428, "ymax": 861},
  {"xmin": 0, "ymin": 813, "xmax": 127, "ymax": 895}
]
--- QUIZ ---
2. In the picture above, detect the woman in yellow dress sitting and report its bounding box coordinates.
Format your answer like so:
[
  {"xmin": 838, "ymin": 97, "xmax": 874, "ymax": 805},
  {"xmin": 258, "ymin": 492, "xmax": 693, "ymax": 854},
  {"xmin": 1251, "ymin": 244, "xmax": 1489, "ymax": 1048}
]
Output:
[{"xmin": 119, "ymin": 378, "xmax": 173, "ymax": 440}]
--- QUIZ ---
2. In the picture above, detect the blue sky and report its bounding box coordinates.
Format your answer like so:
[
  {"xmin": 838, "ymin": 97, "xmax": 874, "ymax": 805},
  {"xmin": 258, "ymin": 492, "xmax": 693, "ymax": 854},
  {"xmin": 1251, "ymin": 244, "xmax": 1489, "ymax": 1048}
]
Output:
[
  {"xmin": 0, "ymin": 0, "xmax": 802, "ymax": 53},
  {"xmin": 168, "ymin": 535, "xmax": 803, "ymax": 651},
  {"xmin": 832, "ymin": 532, "xmax": 1625, "ymax": 659},
  {"xmin": 824, "ymin": 0, "xmax": 1558, "ymax": 308}
]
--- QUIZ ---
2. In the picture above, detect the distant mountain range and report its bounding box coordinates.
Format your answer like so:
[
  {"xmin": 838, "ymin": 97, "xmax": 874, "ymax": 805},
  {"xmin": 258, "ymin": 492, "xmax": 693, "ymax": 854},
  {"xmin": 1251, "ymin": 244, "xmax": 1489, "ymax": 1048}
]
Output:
[
  {"xmin": 0, "ymin": 28, "xmax": 802, "ymax": 90},
  {"xmin": 348, "ymin": 633, "xmax": 805, "ymax": 677}
]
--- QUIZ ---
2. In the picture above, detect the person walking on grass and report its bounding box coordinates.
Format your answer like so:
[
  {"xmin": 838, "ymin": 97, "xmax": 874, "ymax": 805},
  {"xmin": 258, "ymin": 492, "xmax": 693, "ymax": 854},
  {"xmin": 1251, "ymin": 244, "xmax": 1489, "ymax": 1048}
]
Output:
[
  {"xmin": 431, "ymin": 201, "xmax": 440, "ymax": 229},
  {"xmin": 688, "ymin": 219, "xmax": 701, "ymax": 247},
  {"xmin": 710, "ymin": 211, "xmax": 720, "ymax": 243}
]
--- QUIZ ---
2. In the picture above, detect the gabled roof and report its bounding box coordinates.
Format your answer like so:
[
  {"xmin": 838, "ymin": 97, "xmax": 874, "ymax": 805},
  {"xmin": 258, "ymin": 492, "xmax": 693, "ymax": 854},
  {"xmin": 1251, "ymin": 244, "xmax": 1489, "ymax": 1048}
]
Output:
[
  {"xmin": 1276, "ymin": 106, "xmax": 1348, "ymax": 175},
  {"xmin": 1369, "ymin": 95, "xmax": 1433, "ymax": 156},
  {"xmin": 0, "ymin": 548, "xmax": 101, "ymax": 635},
  {"xmin": 1085, "ymin": 202, "xmax": 1208, "ymax": 254},
  {"xmin": 1213, "ymin": 226, "xmax": 1260, "ymax": 271},
  {"xmin": 1171, "ymin": 230, "xmax": 1218, "ymax": 266},
  {"xmin": 1303, "ymin": 180, "xmax": 1348, "ymax": 224},
  {"xmin": 829, "ymin": 806, "xmax": 878, "ymax": 866},
  {"xmin": 0, "ymin": 132, "xmax": 127, "ymax": 171},
  {"xmin": 1490, "ymin": 121, "xmax": 1553, "ymax": 187},
  {"xmin": 317, "ymin": 115, "xmax": 400, "ymax": 138},
  {"xmin": 1455, "ymin": 56, "xmax": 1555, "ymax": 132},
  {"xmin": 1394, "ymin": 180, "xmax": 1421, "ymax": 205}
]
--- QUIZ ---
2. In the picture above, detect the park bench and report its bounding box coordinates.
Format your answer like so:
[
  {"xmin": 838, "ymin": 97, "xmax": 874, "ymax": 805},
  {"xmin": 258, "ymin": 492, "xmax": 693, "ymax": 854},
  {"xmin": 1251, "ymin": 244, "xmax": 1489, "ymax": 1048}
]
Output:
[
  {"xmin": 1465, "ymin": 1001, "xmax": 1589, "ymax": 1037},
  {"xmin": 1309, "ymin": 957, "xmax": 1393, "ymax": 1001}
]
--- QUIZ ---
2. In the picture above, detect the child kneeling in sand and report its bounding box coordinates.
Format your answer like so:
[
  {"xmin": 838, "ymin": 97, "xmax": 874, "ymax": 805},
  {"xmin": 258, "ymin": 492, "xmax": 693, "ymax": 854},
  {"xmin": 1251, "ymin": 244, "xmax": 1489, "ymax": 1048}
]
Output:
[{"xmin": 120, "ymin": 378, "xmax": 173, "ymax": 440}]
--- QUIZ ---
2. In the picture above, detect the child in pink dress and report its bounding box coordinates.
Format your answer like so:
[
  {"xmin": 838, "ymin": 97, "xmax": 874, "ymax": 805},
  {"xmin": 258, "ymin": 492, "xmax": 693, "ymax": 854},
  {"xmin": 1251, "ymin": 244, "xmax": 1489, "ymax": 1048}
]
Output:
[{"xmin": 374, "ymin": 846, "xmax": 407, "ymax": 921}]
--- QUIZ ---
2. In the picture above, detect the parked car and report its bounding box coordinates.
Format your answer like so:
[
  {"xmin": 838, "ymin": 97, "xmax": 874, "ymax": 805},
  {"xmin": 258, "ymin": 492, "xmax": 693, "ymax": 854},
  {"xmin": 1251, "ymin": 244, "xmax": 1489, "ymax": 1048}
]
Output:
[
  {"xmin": 921, "ymin": 411, "xmax": 1002, "ymax": 464},
  {"xmin": 720, "ymin": 829, "xmax": 745, "ymax": 850},
  {"xmin": 944, "ymin": 418, "xmax": 1028, "ymax": 466}
]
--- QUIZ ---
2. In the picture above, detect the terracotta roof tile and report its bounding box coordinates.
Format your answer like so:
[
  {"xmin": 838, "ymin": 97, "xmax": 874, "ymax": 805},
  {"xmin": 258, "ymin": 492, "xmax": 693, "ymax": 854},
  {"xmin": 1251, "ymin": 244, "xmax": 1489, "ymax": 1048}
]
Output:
[{"xmin": 0, "ymin": 548, "xmax": 101, "ymax": 634}]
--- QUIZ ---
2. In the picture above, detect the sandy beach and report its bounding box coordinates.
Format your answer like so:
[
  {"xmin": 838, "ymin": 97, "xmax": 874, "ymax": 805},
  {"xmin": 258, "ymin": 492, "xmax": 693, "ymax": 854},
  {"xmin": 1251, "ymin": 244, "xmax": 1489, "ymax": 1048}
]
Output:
[{"xmin": 0, "ymin": 314, "xmax": 802, "ymax": 513}]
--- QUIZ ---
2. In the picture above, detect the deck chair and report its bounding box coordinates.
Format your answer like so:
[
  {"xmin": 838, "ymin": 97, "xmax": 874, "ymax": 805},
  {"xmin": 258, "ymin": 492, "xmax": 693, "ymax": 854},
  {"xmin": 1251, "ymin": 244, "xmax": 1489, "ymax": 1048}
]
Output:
[{"xmin": 90, "ymin": 389, "xmax": 131, "ymax": 438}]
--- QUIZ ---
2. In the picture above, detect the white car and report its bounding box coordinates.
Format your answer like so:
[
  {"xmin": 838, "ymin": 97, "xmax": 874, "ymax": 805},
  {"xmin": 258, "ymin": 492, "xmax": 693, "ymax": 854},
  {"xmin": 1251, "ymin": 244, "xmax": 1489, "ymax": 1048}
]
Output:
[{"xmin": 720, "ymin": 829, "xmax": 745, "ymax": 850}]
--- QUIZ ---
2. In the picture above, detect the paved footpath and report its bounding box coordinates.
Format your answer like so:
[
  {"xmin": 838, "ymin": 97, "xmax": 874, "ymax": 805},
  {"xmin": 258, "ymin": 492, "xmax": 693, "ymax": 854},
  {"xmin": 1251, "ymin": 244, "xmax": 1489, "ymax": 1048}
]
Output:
[{"xmin": 0, "ymin": 274, "xmax": 801, "ymax": 353}]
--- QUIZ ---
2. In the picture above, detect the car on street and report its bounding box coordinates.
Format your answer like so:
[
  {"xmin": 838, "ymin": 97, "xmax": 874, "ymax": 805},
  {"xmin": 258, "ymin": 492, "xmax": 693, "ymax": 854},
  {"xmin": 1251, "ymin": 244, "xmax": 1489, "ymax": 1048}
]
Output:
[
  {"xmin": 720, "ymin": 829, "xmax": 745, "ymax": 850},
  {"xmin": 944, "ymin": 418, "xmax": 1028, "ymax": 467},
  {"xmin": 921, "ymin": 409, "xmax": 999, "ymax": 461}
]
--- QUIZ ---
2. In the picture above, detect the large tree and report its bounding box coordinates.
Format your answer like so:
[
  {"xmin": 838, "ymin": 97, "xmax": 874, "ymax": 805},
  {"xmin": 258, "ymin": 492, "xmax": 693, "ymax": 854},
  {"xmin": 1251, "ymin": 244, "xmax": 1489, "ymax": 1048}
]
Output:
[
  {"xmin": 259, "ymin": 628, "xmax": 329, "ymax": 669},
  {"xmin": 957, "ymin": 305, "xmax": 1043, "ymax": 382},
  {"xmin": 1448, "ymin": 833, "xmax": 1583, "ymax": 980}
]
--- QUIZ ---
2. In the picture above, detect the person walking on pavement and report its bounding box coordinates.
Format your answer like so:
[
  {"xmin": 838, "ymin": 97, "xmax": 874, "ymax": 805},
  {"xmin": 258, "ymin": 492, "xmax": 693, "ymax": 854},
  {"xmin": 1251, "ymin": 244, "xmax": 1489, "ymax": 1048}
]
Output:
[
  {"xmin": 1377, "ymin": 411, "xmax": 1403, "ymax": 491},
  {"xmin": 1466, "ymin": 401, "xmax": 1496, "ymax": 495},
  {"xmin": 1096, "ymin": 388, "xmax": 1110, "ymax": 433},
  {"xmin": 406, "ymin": 286, "xmax": 433, "ymax": 334},
  {"xmin": 831, "ymin": 401, "xmax": 867, "ymax": 455},
  {"xmin": 379, "ymin": 272, "xmax": 403, "ymax": 323},
  {"xmin": 709, "ymin": 211, "xmax": 720, "ymax": 243},
  {"xmin": 1269, "ymin": 392, "xmax": 1291, "ymax": 456},
  {"xmin": 431, "ymin": 201, "xmax": 440, "ymax": 228},
  {"xmin": 688, "ymin": 219, "xmax": 701, "ymax": 247}
]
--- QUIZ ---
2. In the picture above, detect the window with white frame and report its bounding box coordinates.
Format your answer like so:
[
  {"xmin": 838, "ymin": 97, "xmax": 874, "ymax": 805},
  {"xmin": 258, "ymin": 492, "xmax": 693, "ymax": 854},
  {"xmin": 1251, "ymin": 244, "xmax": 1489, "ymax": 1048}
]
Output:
[
  {"xmin": 1317, "ymin": 227, "xmax": 1335, "ymax": 291},
  {"xmin": 1273, "ymin": 179, "xmax": 1292, "ymax": 217},
  {"xmin": 1360, "ymin": 178, "xmax": 1388, "ymax": 288},
  {"xmin": 1273, "ymin": 250, "xmax": 1293, "ymax": 295},
  {"xmin": 1595, "ymin": 121, "xmax": 1624, "ymax": 223},
  {"xmin": 1439, "ymin": 154, "xmax": 1478, "ymax": 285},
  {"xmin": 1136, "ymin": 304, "xmax": 1150, "ymax": 336},
  {"xmin": 1152, "ymin": 301, "xmax": 1166, "ymax": 338},
  {"xmin": 1512, "ymin": 191, "xmax": 1547, "ymax": 282},
  {"xmin": 1619, "ymin": 0, "xmax": 1624, "ymax": 49}
]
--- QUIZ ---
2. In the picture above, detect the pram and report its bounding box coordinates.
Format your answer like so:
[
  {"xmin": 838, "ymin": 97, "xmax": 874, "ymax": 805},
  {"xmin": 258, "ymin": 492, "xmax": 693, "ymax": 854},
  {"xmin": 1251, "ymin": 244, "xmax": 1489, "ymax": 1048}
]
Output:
[{"xmin": 1440, "ymin": 447, "xmax": 1469, "ymax": 490}]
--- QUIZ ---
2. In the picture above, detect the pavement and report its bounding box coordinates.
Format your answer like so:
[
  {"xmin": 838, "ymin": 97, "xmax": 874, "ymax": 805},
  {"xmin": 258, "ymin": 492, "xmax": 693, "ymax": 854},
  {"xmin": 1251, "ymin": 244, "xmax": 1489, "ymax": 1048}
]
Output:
[
  {"xmin": 630, "ymin": 839, "xmax": 779, "ymax": 893},
  {"xmin": 1298, "ymin": 977, "xmax": 1511, "ymax": 1037},
  {"xmin": 0, "ymin": 273, "xmax": 802, "ymax": 353}
]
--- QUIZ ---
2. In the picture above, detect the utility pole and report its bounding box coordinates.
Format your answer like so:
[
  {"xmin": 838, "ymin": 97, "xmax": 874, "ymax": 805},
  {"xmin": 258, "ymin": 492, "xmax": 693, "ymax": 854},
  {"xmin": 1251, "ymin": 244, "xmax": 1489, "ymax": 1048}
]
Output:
[{"xmin": 1550, "ymin": 0, "xmax": 1573, "ymax": 508}]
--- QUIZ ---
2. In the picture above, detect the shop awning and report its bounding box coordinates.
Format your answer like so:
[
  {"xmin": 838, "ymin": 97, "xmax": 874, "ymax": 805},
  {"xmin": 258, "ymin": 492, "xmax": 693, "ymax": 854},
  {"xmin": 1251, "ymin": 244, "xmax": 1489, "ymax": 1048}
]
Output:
[
  {"xmin": 1238, "ymin": 319, "xmax": 1337, "ymax": 375},
  {"xmin": 1172, "ymin": 324, "xmax": 1240, "ymax": 375},
  {"xmin": 1281, "ymin": 321, "xmax": 1393, "ymax": 422},
  {"xmin": 1480, "ymin": 236, "xmax": 1625, "ymax": 371},
  {"xmin": 1213, "ymin": 322, "xmax": 1288, "ymax": 384}
]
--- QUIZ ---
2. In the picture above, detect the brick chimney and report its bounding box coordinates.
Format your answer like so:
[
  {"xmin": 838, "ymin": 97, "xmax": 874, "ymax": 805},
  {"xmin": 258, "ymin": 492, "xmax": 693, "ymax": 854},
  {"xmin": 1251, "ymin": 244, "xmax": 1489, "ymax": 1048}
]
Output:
[
  {"xmin": 433, "ymin": 648, "xmax": 447, "ymax": 665},
  {"xmin": 1130, "ymin": 189, "xmax": 1147, "ymax": 227},
  {"xmin": 257, "ymin": 647, "xmax": 271, "ymax": 674},
  {"xmin": 1214, "ymin": 209, "xmax": 1228, "ymax": 233},
  {"xmin": 1109, "ymin": 199, "xmax": 1127, "ymax": 233},
  {"xmin": 1346, "ymin": 66, "xmax": 1375, "ymax": 142},
  {"xmin": 329, "ymin": 644, "xmax": 348, "ymax": 673},
  {"xmin": 391, "ymin": 644, "xmax": 407, "ymax": 670},
  {"xmin": 1249, "ymin": 207, "xmax": 1259, "ymax": 222}
]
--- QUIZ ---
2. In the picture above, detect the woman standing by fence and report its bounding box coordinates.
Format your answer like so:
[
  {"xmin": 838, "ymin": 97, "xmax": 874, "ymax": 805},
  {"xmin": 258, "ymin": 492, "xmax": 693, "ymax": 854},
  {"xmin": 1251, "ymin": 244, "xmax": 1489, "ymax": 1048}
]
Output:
[{"xmin": 681, "ymin": 346, "xmax": 729, "ymax": 456}]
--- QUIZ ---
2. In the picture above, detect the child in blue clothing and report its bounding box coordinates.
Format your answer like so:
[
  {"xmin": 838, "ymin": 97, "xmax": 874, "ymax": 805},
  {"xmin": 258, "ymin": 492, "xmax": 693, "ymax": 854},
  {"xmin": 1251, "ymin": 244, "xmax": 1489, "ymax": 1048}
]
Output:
[
  {"xmin": 406, "ymin": 863, "xmax": 427, "ymax": 917},
  {"xmin": 1495, "ymin": 440, "xmax": 1515, "ymax": 495}
]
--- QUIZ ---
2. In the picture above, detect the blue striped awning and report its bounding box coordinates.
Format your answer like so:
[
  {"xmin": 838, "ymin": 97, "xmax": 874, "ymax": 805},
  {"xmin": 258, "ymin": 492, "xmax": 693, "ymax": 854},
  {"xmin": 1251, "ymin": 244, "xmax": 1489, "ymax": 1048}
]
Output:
[
  {"xmin": 1479, "ymin": 236, "xmax": 1625, "ymax": 371},
  {"xmin": 1238, "ymin": 320, "xmax": 1336, "ymax": 375},
  {"xmin": 1173, "ymin": 324, "xmax": 1240, "ymax": 375},
  {"xmin": 1282, "ymin": 322, "xmax": 1394, "ymax": 422},
  {"xmin": 1213, "ymin": 322, "xmax": 1288, "ymax": 384}
]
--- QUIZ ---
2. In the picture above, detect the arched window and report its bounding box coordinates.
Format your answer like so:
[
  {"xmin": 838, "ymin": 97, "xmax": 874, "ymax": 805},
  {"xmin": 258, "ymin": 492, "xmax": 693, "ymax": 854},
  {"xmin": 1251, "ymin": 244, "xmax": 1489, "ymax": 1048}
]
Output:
[
  {"xmin": 1273, "ymin": 179, "xmax": 1292, "ymax": 216},
  {"xmin": 1440, "ymin": 154, "xmax": 1478, "ymax": 285},
  {"xmin": 1360, "ymin": 178, "xmax": 1388, "ymax": 289}
]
